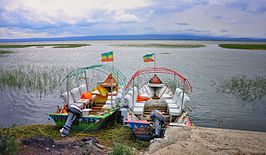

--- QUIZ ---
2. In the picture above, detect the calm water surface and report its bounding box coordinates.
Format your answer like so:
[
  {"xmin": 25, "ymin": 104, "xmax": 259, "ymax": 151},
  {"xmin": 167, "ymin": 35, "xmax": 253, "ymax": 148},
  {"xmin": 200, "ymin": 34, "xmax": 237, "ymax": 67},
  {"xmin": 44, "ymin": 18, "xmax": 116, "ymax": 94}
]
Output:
[{"xmin": 0, "ymin": 40, "xmax": 266, "ymax": 131}]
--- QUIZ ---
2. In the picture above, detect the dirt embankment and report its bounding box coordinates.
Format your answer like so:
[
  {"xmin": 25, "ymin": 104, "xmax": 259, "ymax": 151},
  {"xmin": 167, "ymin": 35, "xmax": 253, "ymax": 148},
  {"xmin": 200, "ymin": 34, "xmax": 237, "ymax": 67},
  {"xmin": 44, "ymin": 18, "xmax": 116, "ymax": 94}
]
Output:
[
  {"xmin": 142, "ymin": 126, "xmax": 266, "ymax": 155},
  {"xmin": 19, "ymin": 136, "xmax": 107, "ymax": 155}
]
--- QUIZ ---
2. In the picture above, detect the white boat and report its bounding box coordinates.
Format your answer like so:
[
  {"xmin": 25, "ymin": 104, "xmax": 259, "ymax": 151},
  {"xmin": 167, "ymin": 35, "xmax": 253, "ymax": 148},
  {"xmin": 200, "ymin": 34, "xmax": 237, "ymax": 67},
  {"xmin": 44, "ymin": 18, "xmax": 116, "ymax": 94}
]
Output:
[{"xmin": 120, "ymin": 67, "xmax": 192, "ymax": 140}]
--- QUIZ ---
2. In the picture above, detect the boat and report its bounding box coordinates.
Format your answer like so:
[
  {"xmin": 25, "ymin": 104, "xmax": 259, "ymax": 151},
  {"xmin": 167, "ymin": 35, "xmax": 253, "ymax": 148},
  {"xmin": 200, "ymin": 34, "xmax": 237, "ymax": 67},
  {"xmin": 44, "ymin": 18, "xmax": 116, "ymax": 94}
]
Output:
[
  {"xmin": 47, "ymin": 64, "xmax": 126, "ymax": 134},
  {"xmin": 121, "ymin": 67, "xmax": 193, "ymax": 140}
]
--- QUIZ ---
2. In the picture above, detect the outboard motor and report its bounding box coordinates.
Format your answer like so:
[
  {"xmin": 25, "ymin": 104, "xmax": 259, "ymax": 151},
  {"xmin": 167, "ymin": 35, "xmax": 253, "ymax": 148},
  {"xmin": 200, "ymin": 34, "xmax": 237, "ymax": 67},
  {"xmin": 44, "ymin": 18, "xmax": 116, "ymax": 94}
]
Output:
[
  {"xmin": 150, "ymin": 109, "xmax": 165, "ymax": 138},
  {"xmin": 60, "ymin": 104, "xmax": 82, "ymax": 137}
]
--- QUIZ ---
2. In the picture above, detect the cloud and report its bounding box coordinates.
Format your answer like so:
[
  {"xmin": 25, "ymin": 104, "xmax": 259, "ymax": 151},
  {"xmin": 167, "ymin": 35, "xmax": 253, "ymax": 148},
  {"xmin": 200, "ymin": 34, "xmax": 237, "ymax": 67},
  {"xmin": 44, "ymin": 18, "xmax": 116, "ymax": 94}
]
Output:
[
  {"xmin": 175, "ymin": 22, "xmax": 189, "ymax": 26},
  {"xmin": 0, "ymin": 0, "xmax": 266, "ymax": 38},
  {"xmin": 0, "ymin": 0, "xmax": 153, "ymax": 28},
  {"xmin": 220, "ymin": 29, "xmax": 229, "ymax": 33},
  {"xmin": 183, "ymin": 28, "xmax": 210, "ymax": 34},
  {"xmin": 214, "ymin": 16, "xmax": 223, "ymax": 19}
]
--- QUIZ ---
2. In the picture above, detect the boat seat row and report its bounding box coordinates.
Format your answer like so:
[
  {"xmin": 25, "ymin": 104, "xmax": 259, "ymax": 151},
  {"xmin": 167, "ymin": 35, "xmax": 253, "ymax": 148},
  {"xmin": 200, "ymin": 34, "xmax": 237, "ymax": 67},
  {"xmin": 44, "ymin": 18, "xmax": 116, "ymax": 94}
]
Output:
[
  {"xmin": 124, "ymin": 87, "xmax": 146, "ymax": 119},
  {"xmin": 156, "ymin": 85, "xmax": 173, "ymax": 99},
  {"xmin": 139, "ymin": 85, "xmax": 154, "ymax": 98},
  {"xmin": 61, "ymin": 84, "xmax": 91, "ymax": 107},
  {"xmin": 102, "ymin": 87, "xmax": 125, "ymax": 110},
  {"xmin": 166, "ymin": 88, "xmax": 190, "ymax": 122},
  {"xmin": 139, "ymin": 84, "xmax": 173, "ymax": 99}
]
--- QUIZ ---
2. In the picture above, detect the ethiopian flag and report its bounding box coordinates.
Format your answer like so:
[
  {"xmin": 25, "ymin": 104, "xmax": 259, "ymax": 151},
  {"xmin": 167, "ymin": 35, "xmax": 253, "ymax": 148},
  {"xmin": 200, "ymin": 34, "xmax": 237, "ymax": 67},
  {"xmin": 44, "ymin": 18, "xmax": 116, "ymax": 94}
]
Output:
[
  {"xmin": 101, "ymin": 51, "xmax": 113, "ymax": 62},
  {"xmin": 143, "ymin": 53, "xmax": 154, "ymax": 62}
]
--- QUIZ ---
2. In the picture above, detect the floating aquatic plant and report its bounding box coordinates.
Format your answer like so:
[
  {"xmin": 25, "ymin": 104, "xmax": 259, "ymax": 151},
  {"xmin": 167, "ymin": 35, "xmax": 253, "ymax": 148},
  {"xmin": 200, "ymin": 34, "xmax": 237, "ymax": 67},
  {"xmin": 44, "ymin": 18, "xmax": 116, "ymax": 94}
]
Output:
[{"xmin": 217, "ymin": 75, "xmax": 266, "ymax": 102}]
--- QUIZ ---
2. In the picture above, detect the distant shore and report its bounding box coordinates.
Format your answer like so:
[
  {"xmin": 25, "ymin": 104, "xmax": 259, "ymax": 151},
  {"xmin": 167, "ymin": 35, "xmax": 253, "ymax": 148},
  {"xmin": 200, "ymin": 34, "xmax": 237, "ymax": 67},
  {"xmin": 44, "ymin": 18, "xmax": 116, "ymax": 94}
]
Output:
[
  {"xmin": 0, "ymin": 44, "xmax": 90, "ymax": 48},
  {"xmin": 219, "ymin": 44, "xmax": 266, "ymax": 50}
]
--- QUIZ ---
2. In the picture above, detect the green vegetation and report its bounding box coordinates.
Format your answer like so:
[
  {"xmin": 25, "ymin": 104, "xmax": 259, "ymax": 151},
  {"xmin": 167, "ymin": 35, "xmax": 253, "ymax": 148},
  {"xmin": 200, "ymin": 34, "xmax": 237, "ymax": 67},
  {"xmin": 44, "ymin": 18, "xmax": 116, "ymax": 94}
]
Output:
[
  {"xmin": 109, "ymin": 143, "xmax": 134, "ymax": 155},
  {"xmin": 0, "ymin": 50, "xmax": 13, "ymax": 55},
  {"xmin": 0, "ymin": 124, "xmax": 149, "ymax": 152},
  {"xmin": 0, "ymin": 44, "xmax": 91, "ymax": 48},
  {"xmin": 0, "ymin": 128, "xmax": 19, "ymax": 155},
  {"xmin": 219, "ymin": 44, "xmax": 266, "ymax": 50},
  {"xmin": 217, "ymin": 75, "xmax": 266, "ymax": 102},
  {"xmin": 0, "ymin": 66, "xmax": 71, "ymax": 97},
  {"xmin": 111, "ymin": 43, "xmax": 205, "ymax": 48}
]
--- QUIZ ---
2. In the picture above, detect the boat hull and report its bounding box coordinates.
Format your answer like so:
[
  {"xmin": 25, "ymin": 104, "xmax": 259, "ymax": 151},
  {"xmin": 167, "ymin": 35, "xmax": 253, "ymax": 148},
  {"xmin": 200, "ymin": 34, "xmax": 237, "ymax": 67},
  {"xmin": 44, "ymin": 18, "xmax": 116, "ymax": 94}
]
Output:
[
  {"xmin": 48, "ymin": 110, "xmax": 116, "ymax": 131},
  {"xmin": 125, "ymin": 120, "xmax": 154, "ymax": 141}
]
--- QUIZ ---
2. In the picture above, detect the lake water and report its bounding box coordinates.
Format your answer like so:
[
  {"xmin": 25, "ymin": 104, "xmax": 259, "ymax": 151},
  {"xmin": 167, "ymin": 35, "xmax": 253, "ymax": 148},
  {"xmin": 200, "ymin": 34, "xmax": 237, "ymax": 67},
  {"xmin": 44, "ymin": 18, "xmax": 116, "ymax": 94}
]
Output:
[{"xmin": 0, "ymin": 40, "xmax": 266, "ymax": 131}]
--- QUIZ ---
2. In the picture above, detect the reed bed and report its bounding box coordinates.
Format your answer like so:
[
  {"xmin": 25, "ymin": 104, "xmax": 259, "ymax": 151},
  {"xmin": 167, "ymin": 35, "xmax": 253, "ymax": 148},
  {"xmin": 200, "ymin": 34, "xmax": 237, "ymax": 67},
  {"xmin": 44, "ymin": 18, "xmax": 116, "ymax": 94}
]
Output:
[
  {"xmin": 0, "ymin": 50, "xmax": 13, "ymax": 55},
  {"xmin": 219, "ymin": 44, "xmax": 266, "ymax": 50},
  {"xmin": 111, "ymin": 43, "xmax": 205, "ymax": 48},
  {"xmin": 217, "ymin": 75, "xmax": 266, "ymax": 102},
  {"xmin": 0, "ymin": 66, "xmax": 72, "ymax": 97},
  {"xmin": 0, "ymin": 44, "xmax": 91, "ymax": 48}
]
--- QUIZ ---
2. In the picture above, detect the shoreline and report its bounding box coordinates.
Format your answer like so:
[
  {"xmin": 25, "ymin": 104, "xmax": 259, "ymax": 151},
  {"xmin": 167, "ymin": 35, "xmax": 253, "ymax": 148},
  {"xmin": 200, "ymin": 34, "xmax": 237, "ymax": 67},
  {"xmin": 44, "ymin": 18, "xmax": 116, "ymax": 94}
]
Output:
[
  {"xmin": 143, "ymin": 126, "xmax": 266, "ymax": 155},
  {"xmin": 1, "ymin": 124, "xmax": 266, "ymax": 154}
]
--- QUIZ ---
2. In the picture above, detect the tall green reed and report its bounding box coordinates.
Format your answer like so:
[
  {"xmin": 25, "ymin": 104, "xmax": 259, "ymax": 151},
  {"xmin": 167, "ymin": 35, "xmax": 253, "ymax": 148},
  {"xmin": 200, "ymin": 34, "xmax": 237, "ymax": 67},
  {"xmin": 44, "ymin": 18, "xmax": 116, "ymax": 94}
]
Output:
[
  {"xmin": 0, "ymin": 65, "xmax": 72, "ymax": 97},
  {"xmin": 217, "ymin": 75, "xmax": 266, "ymax": 102}
]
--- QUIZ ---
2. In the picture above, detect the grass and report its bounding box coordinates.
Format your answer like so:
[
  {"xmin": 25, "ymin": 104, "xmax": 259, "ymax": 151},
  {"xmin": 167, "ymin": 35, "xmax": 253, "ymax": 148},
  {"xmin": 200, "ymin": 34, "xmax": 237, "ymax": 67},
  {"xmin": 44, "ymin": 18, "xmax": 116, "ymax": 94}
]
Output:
[
  {"xmin": 0, "ymin": 66, "xmax": 71, "ymax": 97},
  {"xmin": 0, "ymin": 44, "xmax": 91, "ymax": 48},
  {"xmin": 219, "ymin": 44, "xmax": 266, "ymax": 50},
  {"xmin": 111, "ymin": 43, "xmax": 205, "ymax": 48},
  {"xmin": 0, "ymin": 50, "xmax": 13, "ymax": 55},
  {"xmin": 217, "ymin": 75, "xmax": 266, "ymax": 102},
  {"xmin": 0, "ymin": 124, "xmax": 149, "ymax": 152},
  {"xmin": 0, "ymin": 128, "xmax": 19, "ymax": 155},
  {"xmin": 109, "ymin": 143, "xmax": 134, "ymax": 155}
]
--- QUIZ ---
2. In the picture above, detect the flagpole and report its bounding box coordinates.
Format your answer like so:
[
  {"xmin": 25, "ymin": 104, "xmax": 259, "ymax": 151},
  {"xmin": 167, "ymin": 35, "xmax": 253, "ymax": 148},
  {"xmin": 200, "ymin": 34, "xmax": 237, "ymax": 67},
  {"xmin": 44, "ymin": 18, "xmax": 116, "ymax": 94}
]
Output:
[
  {"xmin": 154, "ymin": 52, "xmax": 156, "ymax": 75},
  {"xmin": 111, "ymin": 51, "xmax": 114, "ymax": 109}
]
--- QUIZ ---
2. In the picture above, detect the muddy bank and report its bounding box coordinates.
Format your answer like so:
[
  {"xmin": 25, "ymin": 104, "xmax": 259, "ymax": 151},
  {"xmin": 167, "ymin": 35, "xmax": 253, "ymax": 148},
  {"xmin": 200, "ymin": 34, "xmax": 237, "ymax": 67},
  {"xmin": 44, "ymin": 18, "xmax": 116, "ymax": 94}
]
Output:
[
  {"xmin": 19, "ymin": 136, "xmax": 106, "ymax": 155},
  {"xmin": 143, "ymin": 126, "xmax": 266, "ymax": 155}
]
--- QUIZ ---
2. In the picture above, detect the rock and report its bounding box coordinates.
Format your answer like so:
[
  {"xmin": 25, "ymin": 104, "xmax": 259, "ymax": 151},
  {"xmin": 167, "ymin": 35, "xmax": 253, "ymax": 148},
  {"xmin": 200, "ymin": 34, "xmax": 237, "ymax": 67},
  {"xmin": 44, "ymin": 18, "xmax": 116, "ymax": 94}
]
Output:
[
  {"xmin": 95, "ymin": 143, "xmax": 105, "ymax": 150},
  {"xmin": 143, "ymin": 127, "xmax": 266, "ymax": 155}
]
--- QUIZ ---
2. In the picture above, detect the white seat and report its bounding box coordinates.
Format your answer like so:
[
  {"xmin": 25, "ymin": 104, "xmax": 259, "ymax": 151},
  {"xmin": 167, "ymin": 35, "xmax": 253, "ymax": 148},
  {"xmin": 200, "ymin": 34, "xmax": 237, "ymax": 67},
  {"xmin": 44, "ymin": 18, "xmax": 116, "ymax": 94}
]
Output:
[
  {"xmin": 165, "ymin": 88, "xmax": 183, "ymax": 104},
  {"xmin": 79, "ymin": 84, "xmax": 87, "ymax": 95},
  {"xmin": 77, "ymin": 99, "xmax": 90, "ymax": 104},
  {"xmin": 82, "ymin": 108, "xmax": 92, "ymax": 116},
  {"xmin": 161, "ymin": 93, "xmax": 172, "ymax": 99},
  {"xmin": 107, "ymin": 95, "xmax": 116, "ymax": 100},
  {"xmin": 108, "ymin": 91, "xmax": 117, "ymax": 95},
  {"xmin": 105, "ymin": 99, "xmax": 115, "ymax": 105},
  {"xmin": 70, "ymin": 87, "xmax": 81, "ymax": 103},
  {"xmin": 133, "ymin": 107, "xmax": 144, "ymax": 119},
  {"xmin": 168, "ymin": 104, "xmax": 179, "ymax": 109},
  {"xmin": 169, "ymin": 108, "xmax": 182, "ymax": 122},
  {"xmin": 134, "ymin": 102, "xmax": 145, "ymax": 108},
  {"xmin": 157, "ymin": 86, "xmax": 173, "ymax": 99},
  {"xmin": 102, "ymin": 104, "xmax": 113, "ymax": 110},
  {"xmin": 61, "ymin": 92, "xmax": 74, "ymax": 104}
]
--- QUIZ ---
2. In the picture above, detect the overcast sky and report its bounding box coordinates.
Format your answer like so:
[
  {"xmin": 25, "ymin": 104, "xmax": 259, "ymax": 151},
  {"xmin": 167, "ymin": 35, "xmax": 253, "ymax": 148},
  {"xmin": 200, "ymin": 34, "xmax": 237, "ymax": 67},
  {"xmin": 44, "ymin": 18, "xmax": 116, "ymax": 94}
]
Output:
[{"xmin": 0, "ymin": 0, "xmax": 266, "ymax": 39}]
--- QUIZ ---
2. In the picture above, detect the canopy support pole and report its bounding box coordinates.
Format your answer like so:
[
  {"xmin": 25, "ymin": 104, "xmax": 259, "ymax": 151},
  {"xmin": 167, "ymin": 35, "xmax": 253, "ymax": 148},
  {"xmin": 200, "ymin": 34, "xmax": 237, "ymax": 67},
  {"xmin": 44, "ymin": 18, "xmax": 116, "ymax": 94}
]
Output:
[
  {"xmin": 132, "ymin": 78, "xmax": 135, "ymax": 108},
  {"xmin": 84, "ymin": 71, "xmax": 89, "ymax": 92},
  {"xmin": 66, "ymin": 76, "xmax": 70, "ymax": 105}
]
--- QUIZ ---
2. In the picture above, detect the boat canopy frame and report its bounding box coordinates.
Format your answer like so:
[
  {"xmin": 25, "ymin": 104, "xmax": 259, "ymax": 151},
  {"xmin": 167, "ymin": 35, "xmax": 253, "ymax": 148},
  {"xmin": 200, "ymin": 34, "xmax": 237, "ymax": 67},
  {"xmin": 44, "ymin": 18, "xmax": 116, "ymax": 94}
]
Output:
[
  {"xmin": 125, "ymin": 67, "xmax": 192, "ymax": 93},
  {"xmin": 60, "ymin": 64, "xmax": 127, "ymax": 89}
]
